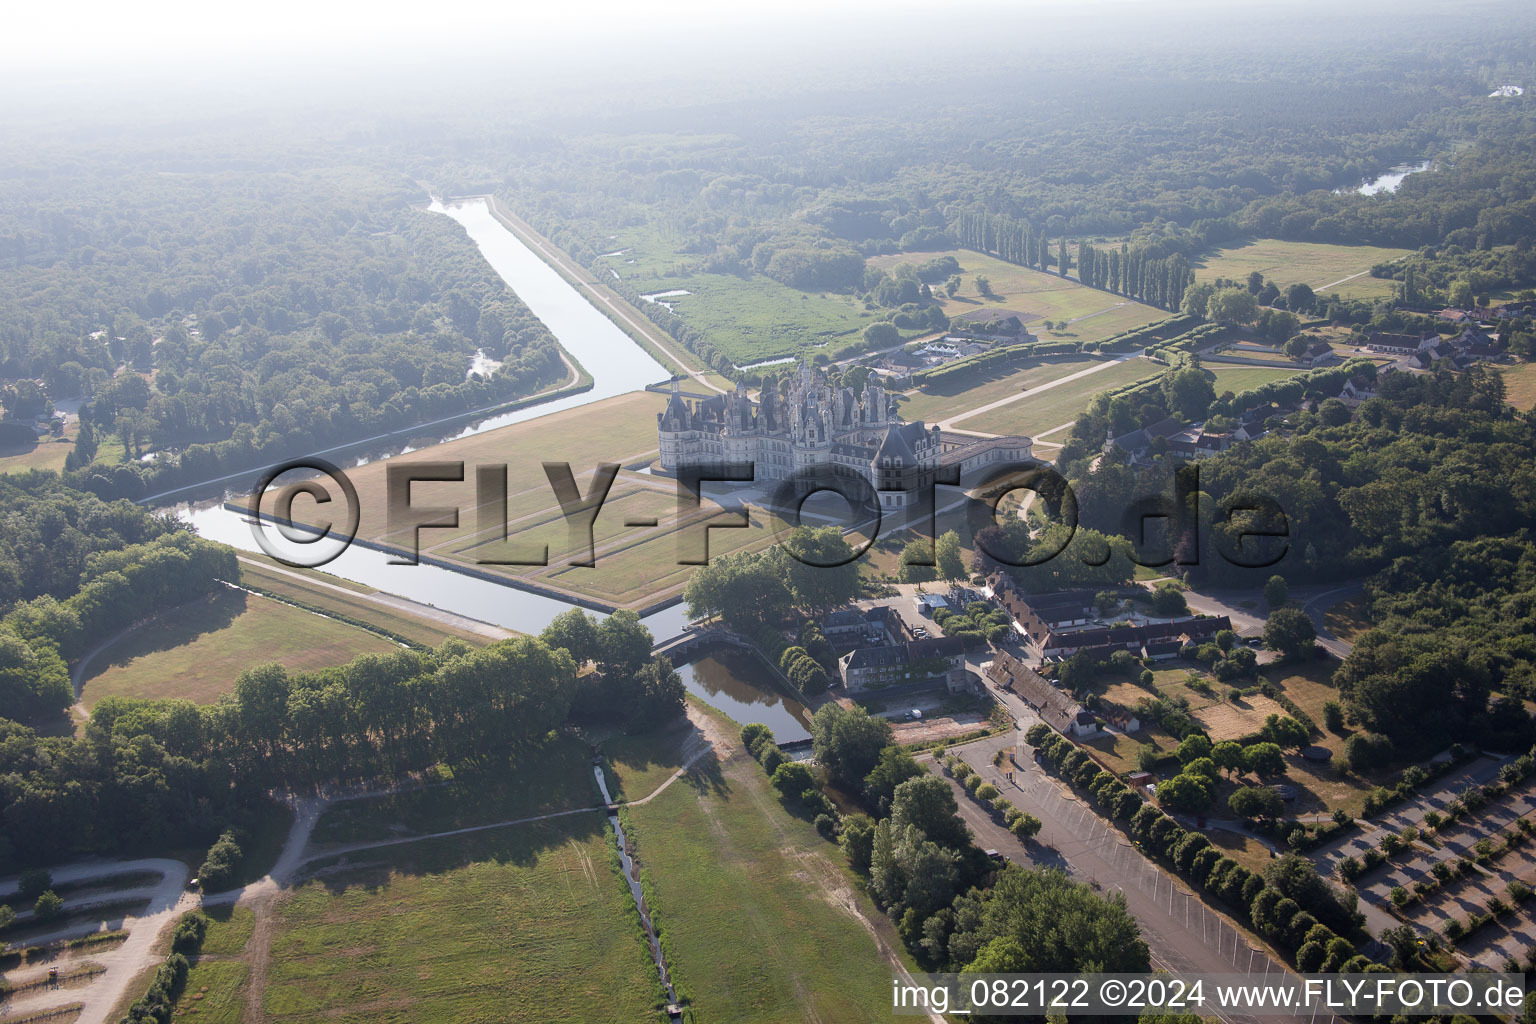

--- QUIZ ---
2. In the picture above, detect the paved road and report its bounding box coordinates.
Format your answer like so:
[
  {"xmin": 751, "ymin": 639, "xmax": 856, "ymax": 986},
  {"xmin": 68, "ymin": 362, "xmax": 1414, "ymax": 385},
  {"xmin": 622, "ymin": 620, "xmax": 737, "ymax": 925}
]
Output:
[
  {"xmin": 1299, "ymin": 583, "xmax": 1365, "ymax": 660},
  {"xmin": 937, "ymin": 731, "xmax": 1336, "ymax": 1024}
]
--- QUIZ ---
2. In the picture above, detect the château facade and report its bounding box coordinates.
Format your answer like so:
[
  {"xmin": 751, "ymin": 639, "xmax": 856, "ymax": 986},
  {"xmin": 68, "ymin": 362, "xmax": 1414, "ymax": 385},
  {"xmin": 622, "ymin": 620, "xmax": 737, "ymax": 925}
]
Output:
[{"xmin": 657, "ymin": 366, "xmax": 1034, "ymax": 508}]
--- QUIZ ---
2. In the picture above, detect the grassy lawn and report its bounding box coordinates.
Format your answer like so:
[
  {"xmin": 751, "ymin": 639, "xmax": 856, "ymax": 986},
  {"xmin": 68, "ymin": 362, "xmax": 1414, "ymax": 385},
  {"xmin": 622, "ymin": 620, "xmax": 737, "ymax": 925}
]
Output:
[
  {"xmin": 600, "ymin": 720, "xmax": 698, "ymax": 802},
  {"xmin": 0, "ymin": 424, "xmax": 76, "ymax": 475},
  {"xmin": 894, "ymin": 356, "xmax": 1099, "ymax": 424},
  {"xmin": 629, "ymin": 272, "xmax": 878, "ymax": 364},
  {"xmin": 1500, "ymin": 362, "xmax": 1536, "ymax": 411},
  {"xmin": 310, "ymin": 734, "xmax": 600, "ymax": 845},
  {"xmin": 1258, "ymin": 658, "xmax": 1378, "ymax": 816},
  {"xmin": 266, "ymin": 817, "xmax": 665, "ymax": 1023},
  {"xmin": 80, "ymin": 588, "xmax": 397, "ymax": 709},
  {"xmin": 1206, "ymin": 831, "xmax": 1275, "ymax": 874},
  {"xmin": 174, "ymin": 905, "xmax": 257, "ymax": 1024},
  {"xmin": 954, "ymin": 357, "xmax": 1161, "ymax": 436},
  {"xmin": 237, "ymin": 560, "xmax": 492, "ymax": 647},
  {"xmin": 626, "ymin": 727, "xmax": 900, "ymax": 1022},
  {"xmin": 1206, "ymin": 365, "xmax": 1308, "ymax": 394},
  {"xmin": 868, "ymin": 249, "xmax": 1163, "ymax": 345},
  {"xmin": 1194, "ymin": 238, "xmax": 1411, "ymax": 300}
]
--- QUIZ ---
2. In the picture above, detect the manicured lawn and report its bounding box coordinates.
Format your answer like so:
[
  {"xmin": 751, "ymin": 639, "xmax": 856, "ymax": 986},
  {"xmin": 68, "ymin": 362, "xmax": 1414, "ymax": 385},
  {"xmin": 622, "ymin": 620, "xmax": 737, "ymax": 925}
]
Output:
[
  {"xmin": 867, "ymin": 249, "xmax": 1164, "ymax": 345},
  {"xmin": 1194, "ymin": 238, "xmax": 1411, "ymax": 300},
  {"xmin": 266, "ymin": 817, "xmax": 666, "ymax": 1023},
  {"xmin": 310, "ymin": 734, "xmax": 601, "ymax": 845},
  {"xmin": 625, "ymin": 734, "xmax": 900, "ymax": 1023},
  {"xmin": 1206, "ymin": 365, "xmax": 1307, "ymax": 394},
  {"xmin": 80, "ymin": 588, "xmax": 397, "ymax": 708},
  {"xmin": 1500, "ymin": 362, "xmax": 1536, "ymax": 411},
  {"xmin": 894, "ymin": 356, "xmax": 1099, "ymax": 424},
  {"xmin": 954, "ymin": 358, "xmax": 1162, "ymax": 436}
]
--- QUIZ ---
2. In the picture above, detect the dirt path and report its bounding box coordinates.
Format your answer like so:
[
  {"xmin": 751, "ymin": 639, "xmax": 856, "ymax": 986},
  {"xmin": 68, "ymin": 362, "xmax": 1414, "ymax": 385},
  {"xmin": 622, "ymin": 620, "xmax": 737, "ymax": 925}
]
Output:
[{"xmin": 1, "ymin": 860, "xmax": 194, "ymax": 1024}]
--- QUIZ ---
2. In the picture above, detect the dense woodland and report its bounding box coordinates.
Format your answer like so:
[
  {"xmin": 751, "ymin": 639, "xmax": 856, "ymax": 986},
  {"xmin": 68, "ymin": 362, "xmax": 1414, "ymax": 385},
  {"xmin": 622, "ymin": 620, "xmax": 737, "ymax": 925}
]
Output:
[{"xmin": 0, "ymin": 165, "xmax": 567, "ymax": 498}]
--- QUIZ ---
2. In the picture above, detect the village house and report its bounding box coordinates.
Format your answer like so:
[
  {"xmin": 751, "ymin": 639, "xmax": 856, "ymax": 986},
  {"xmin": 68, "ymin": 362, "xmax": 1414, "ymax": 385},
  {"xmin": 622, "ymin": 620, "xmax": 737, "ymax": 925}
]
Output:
[
  {"xmin": 1365, "ymin": 330, "xmax": 1439, "ymax": 356},
  {"xmin": 838, "ymin": 634, "xmax": 969, "ymax": 693},
  {"xmin": 988, "ymin": 651, "xmax": 1102, "ymax": 737},
  {"xmin": 1301, "ymin": 340, "xmax": 1336, "ymax": 368}
]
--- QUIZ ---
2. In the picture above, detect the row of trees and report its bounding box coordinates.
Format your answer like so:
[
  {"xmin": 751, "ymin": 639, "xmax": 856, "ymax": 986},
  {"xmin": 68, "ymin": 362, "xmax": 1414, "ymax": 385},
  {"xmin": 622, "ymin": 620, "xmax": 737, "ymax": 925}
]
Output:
[{"xmin": 0, "ymin": 618, "xmax": 684, "ymax": 869}]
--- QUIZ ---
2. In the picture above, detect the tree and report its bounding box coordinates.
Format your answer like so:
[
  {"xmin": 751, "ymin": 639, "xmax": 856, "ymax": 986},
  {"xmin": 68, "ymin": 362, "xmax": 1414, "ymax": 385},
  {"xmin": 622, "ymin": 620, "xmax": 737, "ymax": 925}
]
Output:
[
  {"xmin": 1283, "ymin": 335, "xmax": 1311, "ymax": 358},
  {"xmin": 682, "ymin": 550, "xmax": 793, "ymax": 630},
  {"xmin": 898, "ymin": 538, "xmax": 937, "ymax": 583},
  {"xmin": 540, "ymin": 608, "xmax": 598, "ymax": 666},
  {"xmin": 198, "ymin": 830, "xmax": 244, "ymax": 892},
  {"xmin": 1160, "ymin": 366, "xmax": 1216, "ymax": 420},
  {"xmin": 863, "ymin": 321, "xmax": 900, "ymax": 347},
  {"xmin": 1318, "ymin": 398, "xmax": 1351, "ymax": 426},
  {"xmin": 935, "ymin": 530, "xmax": 965, "ymax": 582},
  {"xmin": 944, "ymin": 275, "xmax": 961, "ymax": 297},
  {"xmin": 1263, "ymin": 607, "xmax": 1316, "ymax": 660},
  {"xmin": 840, "ymin": 813, "xmax": 877, "ymax": 874},
  {"xmin": 891, "ymin": 774, "xmax": 969, "ymax": 849},
  {"xmin": 1342, "ymin": 731, "xmax": 1394, "ymax": 773},
  {"xmin": 1175, "ymin": 733, "xmax": 1212, "ymax": 765},
  {"xmin": 33, "ymin": 890, "xmax": 64, "ymax": 920},
  {"xmin": 1149, "ymin": 581, "xmax": 1189, "ymax": 616},
  {"xmin": 1244, "ymin": 742, "xmax": 1287, "ymax": 778},
  {"xmin": 771, "ymin": 761, "xmax": 817, "ymax": 801},
  {"xmin": 975, "ymin": 275, "xmax": 993, "ymax": 298},
  {"xmin": 863, "ymin": 745, "xmax": 924, "ymax": 814},
  {"xmin": 1205, "ymin": 287, "xmax": 1260, "ymax": 325},
  {"xmin": 1215, "ymin": 629, "xmax": 1236, "ymax": 653},
  {"xmin": 781, "ymin": 527, "xmax": 861, "ymax": 611},
  {"xmin": 1263, "ymin": 575, "xmax": 1288, "ymax": 610},
  {"xmin": 1229, "ymin": 785, "xmax": 1285, "ymax": 821},
  {"xmin": 594, "ymin": 610, "xmax": 654, "ymax": 679},
  {"xmin": 811, "ymin": 704, "xmax": 893, "ymax": 793},
  {"xmin": 1212, "ymin": 741, "xmax": 1245, "ymax": 778},
  {"xmin": 0, "ymin": 905, "xmax": 13, "ymax": 932},
  {"xmin": 1260, "ymin": 714, "xmax": 1311, "ymax": 751},
  {"xmin": 1158, "ymin": 772, "xmax": 1214, "ymax": 813},
  {"xmin": 1322, "ymin": 701, "xmax": 1345, "ymax": 733}
]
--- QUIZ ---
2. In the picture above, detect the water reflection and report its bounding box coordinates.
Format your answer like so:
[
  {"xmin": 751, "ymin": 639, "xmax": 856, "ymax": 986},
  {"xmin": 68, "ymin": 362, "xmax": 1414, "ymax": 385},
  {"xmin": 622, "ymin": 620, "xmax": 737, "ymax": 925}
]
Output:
[{"xmin": 676, "ymin": 649, "xmax": 812, "ymax": 743}]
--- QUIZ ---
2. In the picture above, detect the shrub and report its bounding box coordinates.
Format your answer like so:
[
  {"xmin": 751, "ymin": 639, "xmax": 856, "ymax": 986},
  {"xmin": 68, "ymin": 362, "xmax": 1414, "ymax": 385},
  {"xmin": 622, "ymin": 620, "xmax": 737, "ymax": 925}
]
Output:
[
  {"xmin": 814, "ymin": 814, "xmax": 839, "ymax": 840},
  {"xmin": 1389, "ymin": 886, "xmax": 1409, "ymax": 907},
  {"xmin": 198, "ymin": 829, "xmax": 244, "ymax": 893},
  {"xmin": 170, "ymin": 911, "xmax": 209, "ymax": 955},
  {"xmin": 975, "ymin": 782, "xmax": 1000, "ymax": 801},
  {"xmin": 963, "ymin": 773, "xmax": 984, "ymax": 793},
  {"xmin": 1443, "ymin": 918, "xmax": 1465, "ymax": 941},
  {"xmin": 1010, "ymin": 813, "xmax": 1042, "ymax": 840},
  {"xmin": 33, "ymin": 890, "xmax": 63, "ymax": 920}
]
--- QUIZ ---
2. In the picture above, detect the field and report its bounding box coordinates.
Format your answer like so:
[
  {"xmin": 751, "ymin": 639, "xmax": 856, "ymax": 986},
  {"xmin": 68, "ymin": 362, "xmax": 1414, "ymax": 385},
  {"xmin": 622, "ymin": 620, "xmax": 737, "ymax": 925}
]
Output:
[
  {"xmin": 1257, "ymin": 658, "xmax": 1377, "ymax": 815},
  {"xmin": 1194, "ymin": 694, "xmax": 1287, "ymax": 742},
  {"xmin": 264, "ymin": 818, "xmax": 666, "ymax": 1023},
  {"xmin": 174, "ymin": 906, "xmax": 257, "ymax": 1024},
  {"xmin": 0, "ymin": 432, "xmax": 74, "ymax": 475},
  {"xmin": 598, "ymin": 220, "xmax": 882, "ymax": 365},
  {"xmin": 954, "ymin": 357, "xmax": 1161, "ymax": 437},
  {"xmin": 1194, "ymin": 238, "xmax": 1412, "ymax": 301},
  {"xmin": 1205, "ymin": 365, "xmax": 1308, "ymax": 394},
  {"xmin": 233, "ymin": 391, "xmax": 786, "ymax": 610},
  {"xmin": 1501, "ymin": 362, "xmax": 1536, "ymax": 411},
  {"xmin": 894, "ymin": 356, "xmax": 1101, "ymax": 424},
  {"xmin": 867, "ymin": 249, "xmax": 1164, "ymax": 345},
  {"xmin": 79, "ymin": 588, "xmax": 398, "ymax": 708},
  {"xmin": 625, "ymin": 717, "xmax": 902, "ymax": 1023}
]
